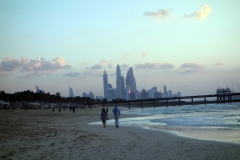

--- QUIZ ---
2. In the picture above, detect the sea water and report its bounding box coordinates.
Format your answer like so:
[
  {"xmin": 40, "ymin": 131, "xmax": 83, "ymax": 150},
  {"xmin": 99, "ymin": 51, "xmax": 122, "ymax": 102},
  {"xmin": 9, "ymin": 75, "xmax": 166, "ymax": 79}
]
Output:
[{"xmin": 90, "ymin": 102, "xmax": 240, "ymax": 144}]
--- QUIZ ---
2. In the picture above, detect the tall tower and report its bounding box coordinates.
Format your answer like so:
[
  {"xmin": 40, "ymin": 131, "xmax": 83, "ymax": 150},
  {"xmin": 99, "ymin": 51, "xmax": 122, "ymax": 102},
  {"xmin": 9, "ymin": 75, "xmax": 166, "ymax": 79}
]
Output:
[
  {"xmin": 116, "ymin": 64, "xmax": 121, "ymax": 78},
  {"xmin": 164, "ymin": 85, "xmax": 167, "ymax": 98},
  {"xmin": 103, "ymin": 69, "xmax": 108, "ymax": 98},
  {"xmin": 116, "ymin": 65, "xmax": 122, "ymax": 99},
  {"xmin": 36, "ymin": 85, "xmax": 45, "ymax": 94},
  {"xmin": 120, "ymin": 75, "xmax": 126, "ymax": 99},
  {"xmin": 69, "ymin": 84, "xmax": 74, "ymax": 97},
  {"xmin": 125, "ymin": 67, "xmax": 137, "ymax": 95},
  {"xmin": 36, "ymin": 85, "xmax": 39, "ymax": 92}
]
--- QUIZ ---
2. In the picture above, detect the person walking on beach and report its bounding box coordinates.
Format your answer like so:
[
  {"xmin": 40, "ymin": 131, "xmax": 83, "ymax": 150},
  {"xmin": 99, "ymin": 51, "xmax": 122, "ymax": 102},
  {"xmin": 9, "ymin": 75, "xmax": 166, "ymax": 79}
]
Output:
[
  {"xmin": 106, "ymin": 107, "xmax": 109, "ymax": 120},
  {"xmin": 100, "ymin": 108, "xmax": 108, "ymax": 127},
  {"xmin": 112, "ymin": 105, "xmax": 120, "ymax": 128}
]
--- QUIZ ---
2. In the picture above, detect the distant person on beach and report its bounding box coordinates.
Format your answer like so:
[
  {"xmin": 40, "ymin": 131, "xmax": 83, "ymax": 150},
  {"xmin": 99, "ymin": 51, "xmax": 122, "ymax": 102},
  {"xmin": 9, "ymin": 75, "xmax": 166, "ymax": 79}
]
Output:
[
  {"xmin": 112, "ymin": 105, "xmax": 120, "ymax": 128},
  {"xmin": 106, "ymin": 107, "xmax": 109, "ymax": 120},
  {"xmin": 73, "ymin": 107, "xmax": 75, "ymax": 113},
  {"xmin": 100, "ymin": 108, "xmax": 108, "ymax": 127}
]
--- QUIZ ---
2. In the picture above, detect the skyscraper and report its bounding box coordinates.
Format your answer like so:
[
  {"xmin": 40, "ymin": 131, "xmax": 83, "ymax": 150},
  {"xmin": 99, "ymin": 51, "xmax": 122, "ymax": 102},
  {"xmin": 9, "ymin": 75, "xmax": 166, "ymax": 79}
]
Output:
[
  {"xmin": 177, "ymin": 92, "xmax": 181, "ymax": 97},
  {"xmin": 82, "ymin": 92, "xmax": 87, "ymax": 97},
  {"xmin": 126, "ymin": 85, "xmax": 130, "ymax": 100},
  {"xmin": 125, "ymin": 67, "xmax": 137, "ymax": 98},
  {"xmin": 164, "ymin": 85, "xmax": 168, "ymax": 98},
  {"xmin": 148, "ymin": 86, "xmax": 157, "ymax": 98},
  {"xmin": 116, "ymin": 65, "xmax": 125, "ymax": 99},
  {"xmin": 69, "ymin": 84, "xmax": 74, "ymax": 97},
  {"xmin": 36, "ymin": 85, "xmax": 45, "ymax": 94},
  {"xmin": 120, "ymin": 75, "xmax": 126, "ymax": 99},
  {"xmin": 89, "ymin": 91, "xmax": 94, "ymax": 99},
  {"xmin": 103, "ymin": 69, "xmax": 108, "ymax": 98},
  {"xmin": 116, "ymin": 64, "xmax": 121, "ymax": 78},
  {"xmin": 141, "ymin": 89, "xmax": 148, "ymax": 99}
]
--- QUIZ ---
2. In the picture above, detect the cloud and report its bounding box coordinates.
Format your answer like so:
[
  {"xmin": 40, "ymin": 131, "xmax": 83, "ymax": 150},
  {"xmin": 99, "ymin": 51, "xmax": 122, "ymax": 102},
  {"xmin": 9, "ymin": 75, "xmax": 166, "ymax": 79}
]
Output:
[
  {"xmin": 214, "ymin": 63, "xmax": 224, "ymax": 66},
  {"xmin": 83, "ymin": 70, "xmax": 102, "ymax": 77},
  {"xmin": 89, "ymin": 60, "xmax": 113, "ymax": 70},
  {"xmin": 179, "ymin": 63, "xmax": 205, "ymax": 74},
  {"xmin": 144, "ymin": 9, "xmax": 171, "ymax": 18},
  {"xmin": 141, "ymin": 52, "xmax": 149, "ymax": 58},
  {"xmin": 19, "ymin": 71, "xmax": 43, "ymax": 78},
  {"xmin": 91, "ymin": 64, "xmax": 102, "ymax": 70},
  {"xmin": 63, "ymin": 72, "xmax": 81, "ymax": 77},
  {"xmin": 183, "ymin": 5, "xmax": 212, "ymax": 20},
  {"xmin": 180, "ymin": 63, "xmax": 205, "ymax": 69},
  {"xmin": 108, "ymin": 64, "xmax": 112, "ymax": 69},
  {"xmin": 160, "ymin": 63, "xmax": 175, "ymax": 69},
  {"xmin": 0, "ymin": 57, "xmax": 71, "ymax": 72},
  {"xmin": 122, "ymin": 52, "xmax": 134, "ymax": 59},
  {"xmin": 0, "ymin": 72, "xmax": 12, "ymax": 77},
  {"xmin": 135, "ymin": 62, "xmax": 174, "ymax": 69}
]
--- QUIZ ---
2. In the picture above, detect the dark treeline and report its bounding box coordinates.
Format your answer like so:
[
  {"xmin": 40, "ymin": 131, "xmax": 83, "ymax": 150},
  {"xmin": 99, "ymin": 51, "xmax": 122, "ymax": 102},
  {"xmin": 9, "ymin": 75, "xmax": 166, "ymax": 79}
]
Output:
[{"xmin": 0, "ymin": 90, "xmax": 126, "ymax": 105}]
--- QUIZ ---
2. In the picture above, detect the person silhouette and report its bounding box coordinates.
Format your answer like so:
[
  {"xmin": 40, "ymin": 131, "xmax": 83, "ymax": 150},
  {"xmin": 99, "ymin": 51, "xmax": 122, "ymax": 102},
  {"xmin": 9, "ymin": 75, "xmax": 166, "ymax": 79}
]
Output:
[
  {"xmin": 100, "ymin": 108, "xmax": 108, "ymax": 127},
  {"xmin": 112, "ymin": 105, "xmax": 120, "ymax": 128}
]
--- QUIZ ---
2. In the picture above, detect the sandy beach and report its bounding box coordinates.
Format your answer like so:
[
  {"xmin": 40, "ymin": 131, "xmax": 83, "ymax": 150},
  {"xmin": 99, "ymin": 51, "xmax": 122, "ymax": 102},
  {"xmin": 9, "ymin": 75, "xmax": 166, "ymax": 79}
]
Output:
[{"xmin": 0, "ymin": 107, "xmax": 239, "ymax": 160}]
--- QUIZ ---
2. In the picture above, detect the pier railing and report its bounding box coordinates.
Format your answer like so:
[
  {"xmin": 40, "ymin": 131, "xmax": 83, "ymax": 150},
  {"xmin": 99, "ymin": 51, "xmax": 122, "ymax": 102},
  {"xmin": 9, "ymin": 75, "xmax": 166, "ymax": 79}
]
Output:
[
  {"xmin": 100, "ymin": 92, "xmax": 240, "ymax": 109},
  {"xmin": 1, "ymin": 93, "xmax": 240, "ymax": 110}
]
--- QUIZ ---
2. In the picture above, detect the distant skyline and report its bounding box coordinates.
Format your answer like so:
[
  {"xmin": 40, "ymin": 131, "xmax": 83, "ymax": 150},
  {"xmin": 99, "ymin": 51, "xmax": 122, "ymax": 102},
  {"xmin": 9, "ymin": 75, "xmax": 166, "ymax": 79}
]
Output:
[{"xmin": 0, "ymin": 0, "xmax": 240, "ymax": 97}]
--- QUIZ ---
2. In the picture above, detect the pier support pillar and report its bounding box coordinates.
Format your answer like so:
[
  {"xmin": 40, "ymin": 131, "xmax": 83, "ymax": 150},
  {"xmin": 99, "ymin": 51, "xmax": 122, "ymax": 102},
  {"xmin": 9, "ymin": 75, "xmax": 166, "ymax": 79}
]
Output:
[
  {"xmin": 179, "ymin": 98, "xmax": 181, "ymax": 107},
  {"xmin": 192, "ymin": 98, "xmax": 193, "ymax": 105},
  {"xmin": 166, "ymin": 99, "xmax": 168, "ymax": 107},
  {"xmin": 154, "ymin": 100, "xmax": 155, "ymax": 108},
  {"xmin": 204, "ymin": 97, "xmax": 206, "ymax": 105},
  {"xmin": 128, "ymin": 102, "xmax": 130, "ymax": 110},
  {"xmin": 141, "ymin": 101, "xmax": 143, "ymax": 109}
]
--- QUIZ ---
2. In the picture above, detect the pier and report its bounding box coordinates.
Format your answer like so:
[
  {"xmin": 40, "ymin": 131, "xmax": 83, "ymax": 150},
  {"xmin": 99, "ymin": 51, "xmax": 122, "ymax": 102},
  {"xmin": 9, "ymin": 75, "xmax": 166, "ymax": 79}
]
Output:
[
  {"xmin": 100, "ymin": 92, "xmax": 240, "ymax": 109},
  {"xmin": 2, "ymin": 93, "xmax": 240, "ymax": 110}
]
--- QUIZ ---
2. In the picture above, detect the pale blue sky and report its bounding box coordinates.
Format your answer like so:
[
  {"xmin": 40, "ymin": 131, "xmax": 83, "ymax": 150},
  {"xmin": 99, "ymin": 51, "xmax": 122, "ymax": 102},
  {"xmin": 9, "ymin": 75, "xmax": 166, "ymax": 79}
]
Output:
[{"xmin": 0, "ymin": 0, "xmax": 240, "ymax": 97}]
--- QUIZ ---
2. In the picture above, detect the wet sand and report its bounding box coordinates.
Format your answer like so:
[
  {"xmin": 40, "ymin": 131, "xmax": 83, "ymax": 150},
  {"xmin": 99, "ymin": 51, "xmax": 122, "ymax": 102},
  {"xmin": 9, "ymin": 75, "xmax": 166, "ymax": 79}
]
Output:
[{"xmin": 0, "ymin": 107, "xmax": 239, "ymax": 160}]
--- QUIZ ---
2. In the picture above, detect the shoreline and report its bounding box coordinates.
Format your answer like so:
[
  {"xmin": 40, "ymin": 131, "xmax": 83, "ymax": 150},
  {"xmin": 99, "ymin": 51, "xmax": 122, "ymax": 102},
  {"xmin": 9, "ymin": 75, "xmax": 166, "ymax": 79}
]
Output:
[
  {"xmin": 90, "ymin": 106, "xmax": 240, "ymax": 145},
  {"xmin": 0, "ymin": 108, "xmax": 239, "ymax": 159}
]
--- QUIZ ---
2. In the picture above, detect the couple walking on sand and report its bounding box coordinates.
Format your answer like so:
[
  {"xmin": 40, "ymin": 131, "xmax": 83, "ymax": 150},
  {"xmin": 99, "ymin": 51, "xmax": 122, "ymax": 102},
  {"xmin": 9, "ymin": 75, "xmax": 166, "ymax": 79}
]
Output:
[{"xmin": 100, "ymin": 105, "xmax": 120, "ymax": 128}]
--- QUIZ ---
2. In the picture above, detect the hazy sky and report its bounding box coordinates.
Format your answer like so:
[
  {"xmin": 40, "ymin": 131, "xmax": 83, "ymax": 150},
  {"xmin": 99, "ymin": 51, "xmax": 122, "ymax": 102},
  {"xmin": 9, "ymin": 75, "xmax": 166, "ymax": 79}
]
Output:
[{"xmin": 0, "ymin": 0, "xmax": 240, "ymax": 97}]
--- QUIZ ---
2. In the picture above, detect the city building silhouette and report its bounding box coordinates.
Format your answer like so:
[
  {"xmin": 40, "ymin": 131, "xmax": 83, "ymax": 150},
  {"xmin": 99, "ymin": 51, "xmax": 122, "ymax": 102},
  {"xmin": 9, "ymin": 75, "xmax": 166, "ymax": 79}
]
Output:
[
  {"xmin": 36, "ymin": 85, "xmax": 45, "ymax": 94},
  {"xmin": 126, "ymin": 67, "xmax": 137, "ymax": 99},
  {"xmin": 103, "ymin": 69, "xmax": 108, "ymax": 98},
  {"xmin": 116, "ymin": 65, "xmax": 126, "ymax": 99},
  {"xmin": 69, "ymin": 84, "xmax": 74, "ymax": 98},
  {"xmin": 88, "ymin": 91, "xmax": 94, "ymax": 99}
]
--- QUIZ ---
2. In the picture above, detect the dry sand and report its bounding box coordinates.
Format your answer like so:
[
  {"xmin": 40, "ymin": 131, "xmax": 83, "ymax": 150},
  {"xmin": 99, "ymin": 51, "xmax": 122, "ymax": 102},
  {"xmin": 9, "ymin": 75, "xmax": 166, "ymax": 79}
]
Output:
[{"xmin": 0, "ymin": 107, "xmax": 239, "ymax": 160}]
